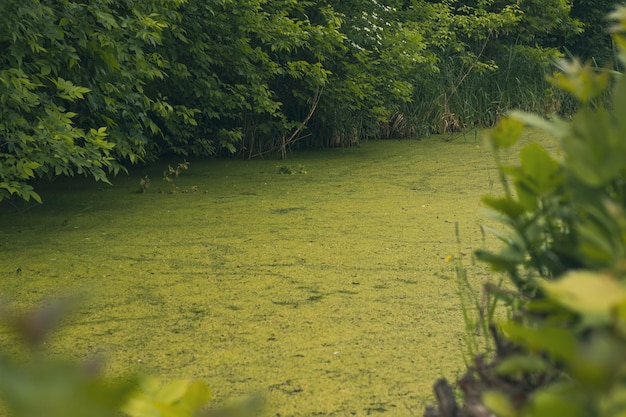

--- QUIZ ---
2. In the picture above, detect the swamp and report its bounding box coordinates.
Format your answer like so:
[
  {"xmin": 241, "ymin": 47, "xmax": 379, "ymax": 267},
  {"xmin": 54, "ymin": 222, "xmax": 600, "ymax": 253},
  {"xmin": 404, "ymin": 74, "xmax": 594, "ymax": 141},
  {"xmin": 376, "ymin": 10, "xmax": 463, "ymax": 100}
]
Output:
[{"xmin": 0, "ymin": 130, "xmax": 558, "ymax": 416}]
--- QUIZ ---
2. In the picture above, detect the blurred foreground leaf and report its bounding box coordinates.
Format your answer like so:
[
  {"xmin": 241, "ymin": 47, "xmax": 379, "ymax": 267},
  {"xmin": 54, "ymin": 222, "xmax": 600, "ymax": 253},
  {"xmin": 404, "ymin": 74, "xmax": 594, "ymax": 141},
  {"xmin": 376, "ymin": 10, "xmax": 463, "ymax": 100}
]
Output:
[{"xmin": 540, "ymin": 271, "xmax": 626, "ymax": 324}]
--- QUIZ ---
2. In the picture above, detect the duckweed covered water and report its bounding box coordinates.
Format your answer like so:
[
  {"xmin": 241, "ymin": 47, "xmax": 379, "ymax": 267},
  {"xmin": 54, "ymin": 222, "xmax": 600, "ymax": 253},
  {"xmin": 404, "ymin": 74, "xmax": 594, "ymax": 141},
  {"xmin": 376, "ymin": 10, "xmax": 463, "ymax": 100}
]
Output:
[{"xmin": 0, "ymin": 131, "xmax": 558, "ymax": 416}]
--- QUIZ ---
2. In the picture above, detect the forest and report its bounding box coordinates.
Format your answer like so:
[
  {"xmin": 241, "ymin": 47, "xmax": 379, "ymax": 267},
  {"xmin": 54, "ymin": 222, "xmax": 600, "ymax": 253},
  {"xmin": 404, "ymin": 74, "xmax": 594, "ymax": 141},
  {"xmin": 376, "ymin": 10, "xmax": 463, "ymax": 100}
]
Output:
[{"xmin": 0, "ymin": 0, "xmax": 617, "ymax": 203}]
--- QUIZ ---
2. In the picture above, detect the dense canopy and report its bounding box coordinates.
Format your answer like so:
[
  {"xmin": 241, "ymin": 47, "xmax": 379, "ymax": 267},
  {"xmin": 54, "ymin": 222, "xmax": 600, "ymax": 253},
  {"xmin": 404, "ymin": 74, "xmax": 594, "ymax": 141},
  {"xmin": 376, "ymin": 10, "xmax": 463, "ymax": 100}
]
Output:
[{"xmin": 0, "ymin": 0, "xmax": 614, "ymax": 202}]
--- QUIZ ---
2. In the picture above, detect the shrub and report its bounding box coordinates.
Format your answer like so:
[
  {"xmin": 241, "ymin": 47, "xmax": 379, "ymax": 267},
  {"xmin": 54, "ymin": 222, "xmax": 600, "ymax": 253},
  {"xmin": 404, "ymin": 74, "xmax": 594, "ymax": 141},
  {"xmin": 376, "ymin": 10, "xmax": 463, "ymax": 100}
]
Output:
[{"xmin": 426, "ymin": 5, "xmax": 626, "ymax": 417}]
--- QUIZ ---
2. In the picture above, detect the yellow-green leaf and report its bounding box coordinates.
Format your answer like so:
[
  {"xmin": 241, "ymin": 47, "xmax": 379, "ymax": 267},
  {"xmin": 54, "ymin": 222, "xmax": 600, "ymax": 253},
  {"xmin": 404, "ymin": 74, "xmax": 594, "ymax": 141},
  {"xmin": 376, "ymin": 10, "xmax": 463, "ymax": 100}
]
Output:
[
  {"xmin": 548, "ymin": 59, "xmax": 610, "ymax": 103},
  {"xmin": 508, "ymin": 110, "xmax": 569, "ymax": 139},
  {"xmin": 495, "ymin": 354, "xmax": 549, "ymax": 375},
  {"xmin": 179, "ymin": 380, "xmax": 211, "ymax": 410},
  {"xmin": 526, "ymin": 382, "xmax": 584, "ymax": 417},
  {"xmin": 490, "ymin": 117, "xmax": 524, "ymax": 149},
  {"xmin": 519, "ymin": 142, "xmax": 560, "ymax": 192},
  {"xmin": 156, "ymin": 380, "xmax": 192, "ymax": 404},
  {"xmin": 540, "ymin": 271, "xmax": 626, "ymax": 322},
  {"xmin": 482, "ymin": 390, "xmax": 517, "ymax": 417},
  {"xmin": 482, "ymin": 196, "xmax": 526, "ymax": 218},
  {"xmin": 500, "ymin": 322, "xmax": 575, "ymax": 361}
]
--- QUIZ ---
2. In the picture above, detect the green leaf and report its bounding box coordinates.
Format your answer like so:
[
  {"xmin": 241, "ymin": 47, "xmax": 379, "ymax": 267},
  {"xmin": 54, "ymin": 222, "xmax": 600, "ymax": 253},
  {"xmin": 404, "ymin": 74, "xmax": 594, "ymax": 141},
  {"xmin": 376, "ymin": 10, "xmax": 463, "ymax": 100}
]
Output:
[
  {"xmin": 155, "ymin": 380, "xmax": 190, "ymax": 404},
  {"xmin": 508, "ymin": 111, "xmax": 569, "ymax": 139},
  {"xmin": 475, "ymin": 248, "xmax": 523, "ymax": 272},
  {"xmin": 525, "ymin": 382, "xmax": 584, "ymax": 417},
  {"xmin": 548, "ymin": 59, "xmax": 610, "ymax": 104},
  {"xmin": 540, "ymin": 271, "xmax": 626, "ymax": 324},
  {"xmin": 52, "ymin": 78, "xmax": 91, "ymax": 101},
  {"xmin": 563, "ymin": 107, "xmax": 626, "ymax": 187},
  {"xmin": 482, "ymin": 196, "xmax": 527, "ymax": 218},
  {"xmin": 576, "ymin": 203, "xmax": 621, "ymax": 265},
  {"xmin": 600, "ymin": 385, "xmax": 626, "ymax": 416},
  {"xmin": 0, "ymin": 356, "xmax": 136, "ymax": 417},
  {"xmin": 495, "ymin": 354, "xmax": 549, "ymax": 375},
  {"xmin": 482, "ymin": 390, "xmax": 517, "ymax": 417},
  {"xmin": 179, "ymin": 380, "xmax": 211, "ymax": 411},
  {"xmin": 123, "ymin": 378, "xmax": 211, "ymax": 417},
  {"xmin": 489, "ymin": 117, "xmax": 524, "ymax": 149},
  {"xmin": 569, "ymin": 334, "xmax": 622, "ymax": 388},
  {"xmin": 500, "ymin": 322, "xmax": 576, "ymax": 361},
  {"xmin": 519, "ymin": 143, "xmax": 560, "ymax": 192}
]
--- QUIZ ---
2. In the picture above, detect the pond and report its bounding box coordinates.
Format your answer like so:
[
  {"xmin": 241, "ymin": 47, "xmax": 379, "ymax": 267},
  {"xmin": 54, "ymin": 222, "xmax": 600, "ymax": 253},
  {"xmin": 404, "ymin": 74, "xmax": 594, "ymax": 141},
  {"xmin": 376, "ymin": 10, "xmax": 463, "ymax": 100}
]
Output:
[{"xmin": 0, "ymin": 130, "xmax": 554, "ymax": 416}]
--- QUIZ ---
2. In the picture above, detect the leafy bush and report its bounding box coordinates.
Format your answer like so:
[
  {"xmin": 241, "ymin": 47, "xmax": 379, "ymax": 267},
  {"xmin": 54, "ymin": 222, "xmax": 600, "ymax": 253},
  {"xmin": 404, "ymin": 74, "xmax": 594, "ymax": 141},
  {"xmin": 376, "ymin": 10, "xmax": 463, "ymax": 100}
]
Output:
[
  {"xmin": 0, "ymin": 0, "xmax": 181, "ymax": 202},
  {"xmin": 477, "ymin": 27, "xmax": 626, "ymax": 294},
  {"xmin": 0, "ymin": 0, "xmax": 606, "ymax": 203},
  {"xmin": 427, "ymin": 6, "xmax": 626, "ymax": 417}
]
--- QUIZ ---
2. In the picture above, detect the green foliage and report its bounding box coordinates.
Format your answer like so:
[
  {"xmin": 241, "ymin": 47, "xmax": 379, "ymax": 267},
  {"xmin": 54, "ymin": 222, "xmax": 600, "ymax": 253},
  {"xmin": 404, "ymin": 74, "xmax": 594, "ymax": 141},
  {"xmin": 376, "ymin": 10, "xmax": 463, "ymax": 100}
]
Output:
[
  {"xmin": 475, "ymin": 23, "xmax": 626, "ymax": 287},
  {"xmin": 567, "ymin": 0, "xmax": 617, "ymax": 63},
  {"xmin": 484, "ymin": 270, "xmax": 626, "ymax": 417},
  {"xmin": 309, "ymin": 0, "xmax": 431, "ymax": 144},
  {"xmin": 0, "ymin": 0, "xmax": 180, "ymax": 202},
  {"xmin": 123, "ymin": 378, "xmax": 211, "ymax": 417},
  {"xmin": 463, "ymin": 7, "xmax": 626, "ymax": 417},
  {"xmin": 153, "ymin": 0, "xmax": 344, "ymax": 158},
  {"xmin": 478, "ymin": 45, "xmax": 626, "ymax": 285},
  {"xmin": 402, "ymin": 0, "xmax": 580, "ymax": 135},
  {"xmin": 0, "ymin": 0, "xmax": 605, "ymax": 202}
]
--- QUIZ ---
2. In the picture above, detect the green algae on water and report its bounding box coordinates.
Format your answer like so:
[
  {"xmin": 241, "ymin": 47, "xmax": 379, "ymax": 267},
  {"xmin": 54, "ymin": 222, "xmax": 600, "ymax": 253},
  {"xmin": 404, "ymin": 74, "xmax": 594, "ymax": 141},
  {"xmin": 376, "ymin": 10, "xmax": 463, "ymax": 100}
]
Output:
[{"xmin": 0, "ymin": 131, "xmax": 560, "ymax": 416}]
